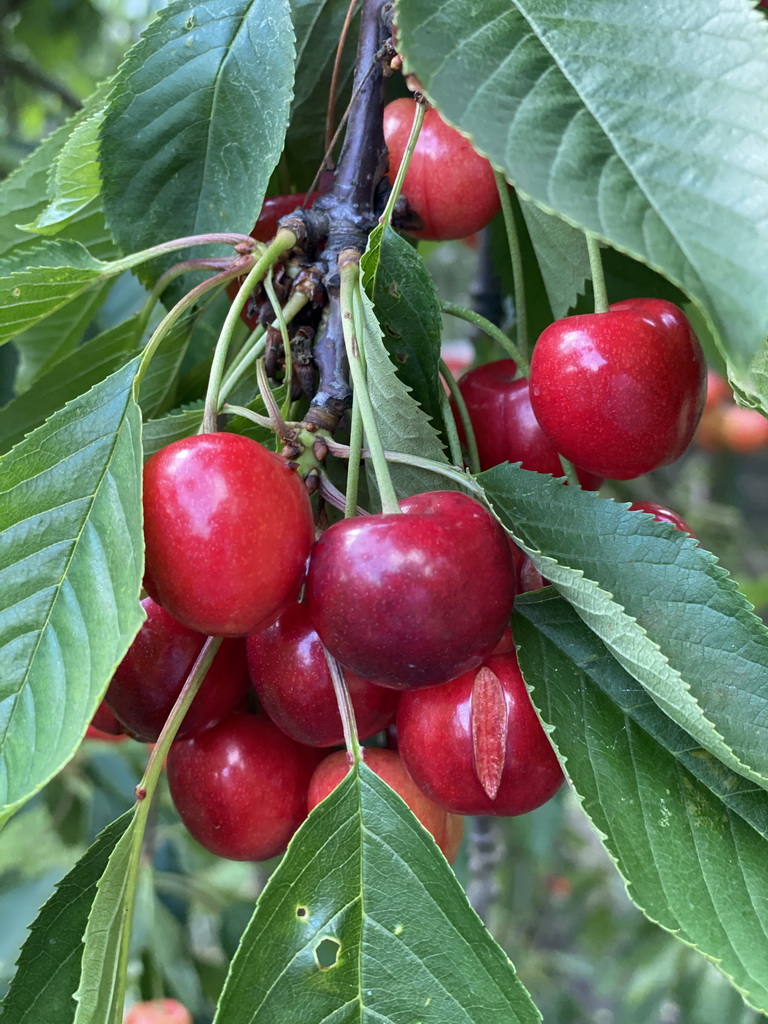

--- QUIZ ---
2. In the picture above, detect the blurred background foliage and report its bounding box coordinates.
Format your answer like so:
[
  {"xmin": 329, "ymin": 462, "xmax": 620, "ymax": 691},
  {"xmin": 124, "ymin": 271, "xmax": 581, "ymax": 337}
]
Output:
[{"xmin": 0, "ymin": 2, "xmax": 766, "ymax": 1022}]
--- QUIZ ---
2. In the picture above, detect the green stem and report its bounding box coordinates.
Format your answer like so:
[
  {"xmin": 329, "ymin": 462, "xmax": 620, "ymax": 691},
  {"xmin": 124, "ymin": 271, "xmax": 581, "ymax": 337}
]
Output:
[
  {"xmin": 381, "ymin": 98, "xmax": 426, "ymax": 227},
  {"xmin": 441, "ymin": 301, "xmax": 531, "ymax": 375},
  {"xmin": 324, "ymin": 436, "xmax": 481, "ymax": 496},
  {"xmin": 263, "ymin": 272, "xmax": 293, "ymax": 419},
  {"xmin": 440, "ymin": 358, "xmax": 480, "ymax": 474},
  {"xmin": 255, "ymin": 358, "xmax": 288, "ymax": 440},
  {"xmin": 221, "ymin": 404, "xmax": 273, "ymax": 430},
  {"xmin": 586, "ymin": 234, "xmax": 609, "ymax": 314},
  {"xmin": 440, "ymin": 386, "xmax": 464, "ymax": 468},
  {"xmin": 136, "ymin": 268, "xmax": 240, "ymax": 388},
  {"xmin": 114, "ymin": 636, "xmax": 222, "ymax": 1021},
  {"xmin": 202, "ymin": 229, "xmax": 296, "ymax": 433},
  {"xmin": 106, "ymin": 232, "xmax": 261, "ymax": 277},
  {"xmin": 344, "ymin": 397, "xmax": 364, "ymax": 518},
  {"xmin": 495, "ymin": 172, "xmax": 528, "ymax": 357},
  {"xmin": 135, "ymin": 257, "xmax": 241, "ymax": 340},
  {"xmin": 339, "ymin": 255, "xmax": 401, "ymax": 514},
  {"xmin": 323, "ymin": 648, "xmax": 363, "ymax": 762}
]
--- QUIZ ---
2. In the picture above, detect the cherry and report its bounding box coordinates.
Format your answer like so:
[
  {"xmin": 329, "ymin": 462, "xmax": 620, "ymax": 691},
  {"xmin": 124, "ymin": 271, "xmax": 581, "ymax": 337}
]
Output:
[
  {"xmin": 124, "ymin": 999, "xmax": 192, "ymax": 1024},
  {"xmin": 105, "ymin": 598, "xmax": 249, "ymax": 742},
  {"xmin": 246, "ymin": 603, "xmax": 398, "ymax": 747},
  {"xmin": 397, "ymin": 650, "xmax": 564, "ymax": 816},
  {"xmin": 383, "ymin": 97, "xmax": 500, "ymax": 241},
  {"xmin": 529, "ymin": 299, "xmax": 706, "ymax": 479},
  {"xmin": 167, "ymin": 711, "xmax": 322, "ymax": 861},
  {"xmin": 143, "ymin": 433, "xmax": 314, "ymax": 637},
  {"xmin": 308, "ymin": 748, "xmax": 463, "ymax": 863},
  {"xmin": 703, "ymin": 370, "xmax": 731, "ymax": 412},
  {"xmin": 305, "ymin": 490, "xmax": 515, "ymax": 690},
  {"xmin": 454, "ymin": 359, "xmax": 602, "ymax": 487},
  {"xmin": 629, "ymin": 501, "xmax": 695, "ymax": 537},
  {"xmin": 719, "ymin": 405, "xmax": 768, "ymax": 453},
  {"xmin": 85, "ymin": 702, "xmax": 128, "ymax": 742}
]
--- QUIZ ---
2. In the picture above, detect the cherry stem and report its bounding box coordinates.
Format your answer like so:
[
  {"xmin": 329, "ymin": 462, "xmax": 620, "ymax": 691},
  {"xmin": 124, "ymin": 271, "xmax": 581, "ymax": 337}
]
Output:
[
  {"xmin": 202, "ymin": 228, "xmax": 297, "ymax": 433},
  {"xmin": 320, "ymin": 469, "xmax": 369, "ymax": 516},
  {"xmin": 441, "ymin": 301, "xmax": 531, "ymax": 375},
  {"xmin": 256, "ymin": 357, "xmax": 289, "ymax": 440},
  {"xmin": 586, "ymin": 234, "xmax": 609, "ymax": 314},
  {"xmin": 339, "ymin": 253, "xmax": 401, "ymax": 514},
  {"xmin": 440, "ymin": 386, "xmax": 464, "ymax": 467},
  {"xmin": 221, "ymin": 403, "xmax": 274, "ymax": 430},
  {"xmin": 323, "ymin": 647, "xmax": 363, "ymax": 762},
  {"xmin": 218, "ymin": 290, "xmax": 309, "ymax": 406},
  {"xmin": 324, "ymin": 435, "xmax": 480, "ymax": 495},
  {"xmin": 495, "ymin": 172, "xmax": 529, "ymax": 357},
  {"xmin": 136, "ymin": 257, "xmax": 245, "ymax": 340},
  {"xmin": 136, "ymin": 267, "xmax": 242, "ymax": 387},
  {"xmin": 262, "ymin": 272, "xmax": 293, "ymax": 417},
  {"xmin": 325, "ymin": 0, "xmax": 358, "ymax": 155},
  {"xmin": 108, "ymin": 232, "xmax": 258, "ymax": 276},
  {"xmin": 344, "ymin": 397, "xmax": 364, "ymax": 517},
  {"xmin": 380, "ymin": 97, "xmax": 426, "ymax": 227},
  {"xmin": 439, "ymin": 358, "xmax": 480, "ymax": 474}
]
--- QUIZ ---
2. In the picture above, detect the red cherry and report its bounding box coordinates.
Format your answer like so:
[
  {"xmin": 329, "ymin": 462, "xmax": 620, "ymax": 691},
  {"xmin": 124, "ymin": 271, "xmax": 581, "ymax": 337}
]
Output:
[
  {"xmin": 89, "ymin": 700, "xmax": 125, "ymax": 736},
  {"xmin": 454, "ymin": 359, "xmax": 601, "ymax": 487},
  {"xmin": 383, "ymin": 98, "xmax": 500, "ymax": 241},
  {"xmin": 529, "ymin": 299, "xmax": 706, "ymax": 479},
  {"xmin": 305, "ymin": 491, "xmax": 515, "ymax": 690},
  {"xmin": 308, "ymin": 748, "xmax": 463, "ymax": 863},
  {"xmin": 397, "ymin": 650, "xmax": 564, "ymax": 816},
  {"xmin": 629, "ymin": 501, "xmax": 695, "ymax": 537},
  {"xmin": 704, "ymin": 370, "xmax": 731, "ymax": 412},
  {"xmin": 719, "ymin": 406, "xmax": 768, "ymax": 453},
  {"xmin": 246, "ymin": 603, "xmax": 399, "ymax": 747},
  {"xmin": 124, "ymin": 999, "xmax": 192, "ymax": 1024},
  {"xmin": 143, "ymin": 433, "xmax": 314, "ymax": 637},
  {"xmin": 167, "ymin": 712, "xmax": 321, "ymax": 861},
  {"xmin": 105, "ymin": 598, "xmax": 249, "ymax": 742}
]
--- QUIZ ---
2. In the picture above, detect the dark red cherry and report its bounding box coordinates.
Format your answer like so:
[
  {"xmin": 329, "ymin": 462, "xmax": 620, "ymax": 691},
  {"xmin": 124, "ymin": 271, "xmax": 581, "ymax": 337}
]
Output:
[
  {"xmin": 143, "ymin": 433, "xmax": 314, "ymax": 637},
  {"xmin": 86, "ymin": 702, "xmax": 128, "ymax": 742},
  {"xmin": 455, "ymin": 360, "xmax": 601, "ymax": 488},
  {"xmin": 529, "ymin": 299, "xmax": 706, "ymax": 479},
  {"xmin": 383, "ymin": 98, "xmax": 500, "ymax": 241},
  {"xmin": 397, "ymin": 650, "xmax": 564, "ymax": 816},
  {"xmin": 629, "ymin": 501, "xmax": 696, "ymax": 537},
  {"xmin": 105, "ymin": 598, "xmax": 249, "ymax": 742},
  {"xmin": 308, "ymin": 748, "xmax": 463, "ymax": 863},
  {"xmin": 167, "ymin": 712, "xmax": 322, "ymax": 861},
  {"xmin": 246, "ymin": 603, "xmax": 399, "ymax": 747},
  {"xmin": 305, "ymin": 491, "xmax": 515, "ymax": 690}
]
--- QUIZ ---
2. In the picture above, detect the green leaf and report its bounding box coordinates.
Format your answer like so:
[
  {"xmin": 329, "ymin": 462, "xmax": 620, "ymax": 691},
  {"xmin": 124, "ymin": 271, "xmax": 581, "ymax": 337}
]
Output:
[
  {"xmin": 284, "ymin": 0, "xmax": 358, "ymax": 189},
  {"xmin": 0, "ymin": 318, "xmax": 141, "ymax": 455},
  {"xmin": 514, "ymin": 591, "xmax": 768, "ymax": 1014},
  {"xmin": 214, "ymin": 763, "xmax": 541, "ymax": 1024},
  {"xmin": 362, "ymin": 223, "xmax": 444, "ymax": 431},
  {"xmin": 24, "ymin": 102, "xmax": 106, "ymax": 236},
  {"xmin": 142, "ymin": 407, "xmax": 204, "ymax": 460},
  {"xmin": 73, "ymin": 816, "xmax": 140, "ymax": 1024},
  {"xmin": 478, "ymin": 464, "xmax": 768, "ymax": 792},
  {"xmin": 518, "ymin": 200, "xmax": 590, "ymax": 320},
  {"xmin": 0, "ymin": 359, "xmax": 145, "ymax": 824},
  {"xmin": 137, "ymin": 316, "xmax": 195, "ymax": 419},
  {"xmin": 0, "ymin": 811, "xmax": 133, "ymax": 1024},
  {"xmin": 357, "ymin": 264, "xmax": 450, "ymax": 499},
  {"xmin": 100, "ymin": 0, "xmax": 296, "ymax": 283},
  {"xmin": 396, "ymin": 0, "xmax": 768, "ymax": 367}
]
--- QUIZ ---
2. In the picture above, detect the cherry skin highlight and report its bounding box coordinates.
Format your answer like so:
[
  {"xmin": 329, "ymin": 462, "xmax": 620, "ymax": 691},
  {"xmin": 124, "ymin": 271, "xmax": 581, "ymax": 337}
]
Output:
[
  {"xmin": 454, "ymin": 359, "xmax": 601, "ymax": 487},
  {"xmin": 383, "ymin": 97, "xmax": 500, "ymax": 241},
  {"xmin": 246, "ymin": 603, "xmax": 399, "ymax": 747},
  {"xmin": 143, "ymin": 433, "xmax": 314, "ymax": 637},
  {"xmin": 167, "ymin": 712, "xmax": 322, "ymax": 861},
  {"xmin": 529, "ymin": 299, "xmax": 706, "ymax": 479},
  {"xmin": 105, "ymin": 598, "xmax": 249, "ymax": 742},
  {"xmin": 309, "ymin": 748, "xmax": 463, "ymax": 863},
  {"xmin": 305, "ymin": 490, "xmax": 515, "ymax": 690},
  {"xmin": 629, "ymin": 501, "xmax": 695, "ymax": 537},
  {"xmin": 397, "ymin": 650, "xmax": 564, "ymax": 816}
]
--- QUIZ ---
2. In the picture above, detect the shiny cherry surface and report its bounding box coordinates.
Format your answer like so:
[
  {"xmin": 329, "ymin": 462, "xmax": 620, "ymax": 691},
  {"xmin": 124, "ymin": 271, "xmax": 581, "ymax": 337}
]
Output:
[
  {"xmin": 397, "ymin": 650, "xmax": 564, "ymax": 816},
  {"xmin": 106, "ymin": 598, "xmax": 249, "ymax": 741},
  {"xmin": 384, "ymin": 98, "xmax": 500, "ymax": 241},
  {"xmin": 143, "ymin": 433, "xmax": 314, "ymax": 636},
  {"xmin": 124, "ymin": 999, "xmax": 192, "ymax": 1024},
  {"xmin": 308, "ymin": 748, "xmax": 463, "ymax": 863},
  {"xmin": 305, "ymin": 490, "xmax": 515, "ymax": 690},
  {"xmin": 167, "ymin": 712, "xmax": 321, "ymax": 861},
  {"xmin": 455, "ymin": 359, "xmax": 601, "ymax": 487},
  {"xmin": 247, "ymin": 603, "xmax": 398, "ymax": 747},
  {"xmin": 529, "ymin": 299, "xmax": 706, "ymax": 479}
]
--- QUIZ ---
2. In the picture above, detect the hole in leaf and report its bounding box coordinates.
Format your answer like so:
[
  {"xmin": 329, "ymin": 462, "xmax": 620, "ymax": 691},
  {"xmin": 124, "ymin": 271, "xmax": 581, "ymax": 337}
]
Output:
[
  {"xmin": 296, "ymin": 906, "xmax": 308, "ymax": 919},
  {"xmin": 314, "ymin": 937, "xmax": 341, "ymax": 970}
]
